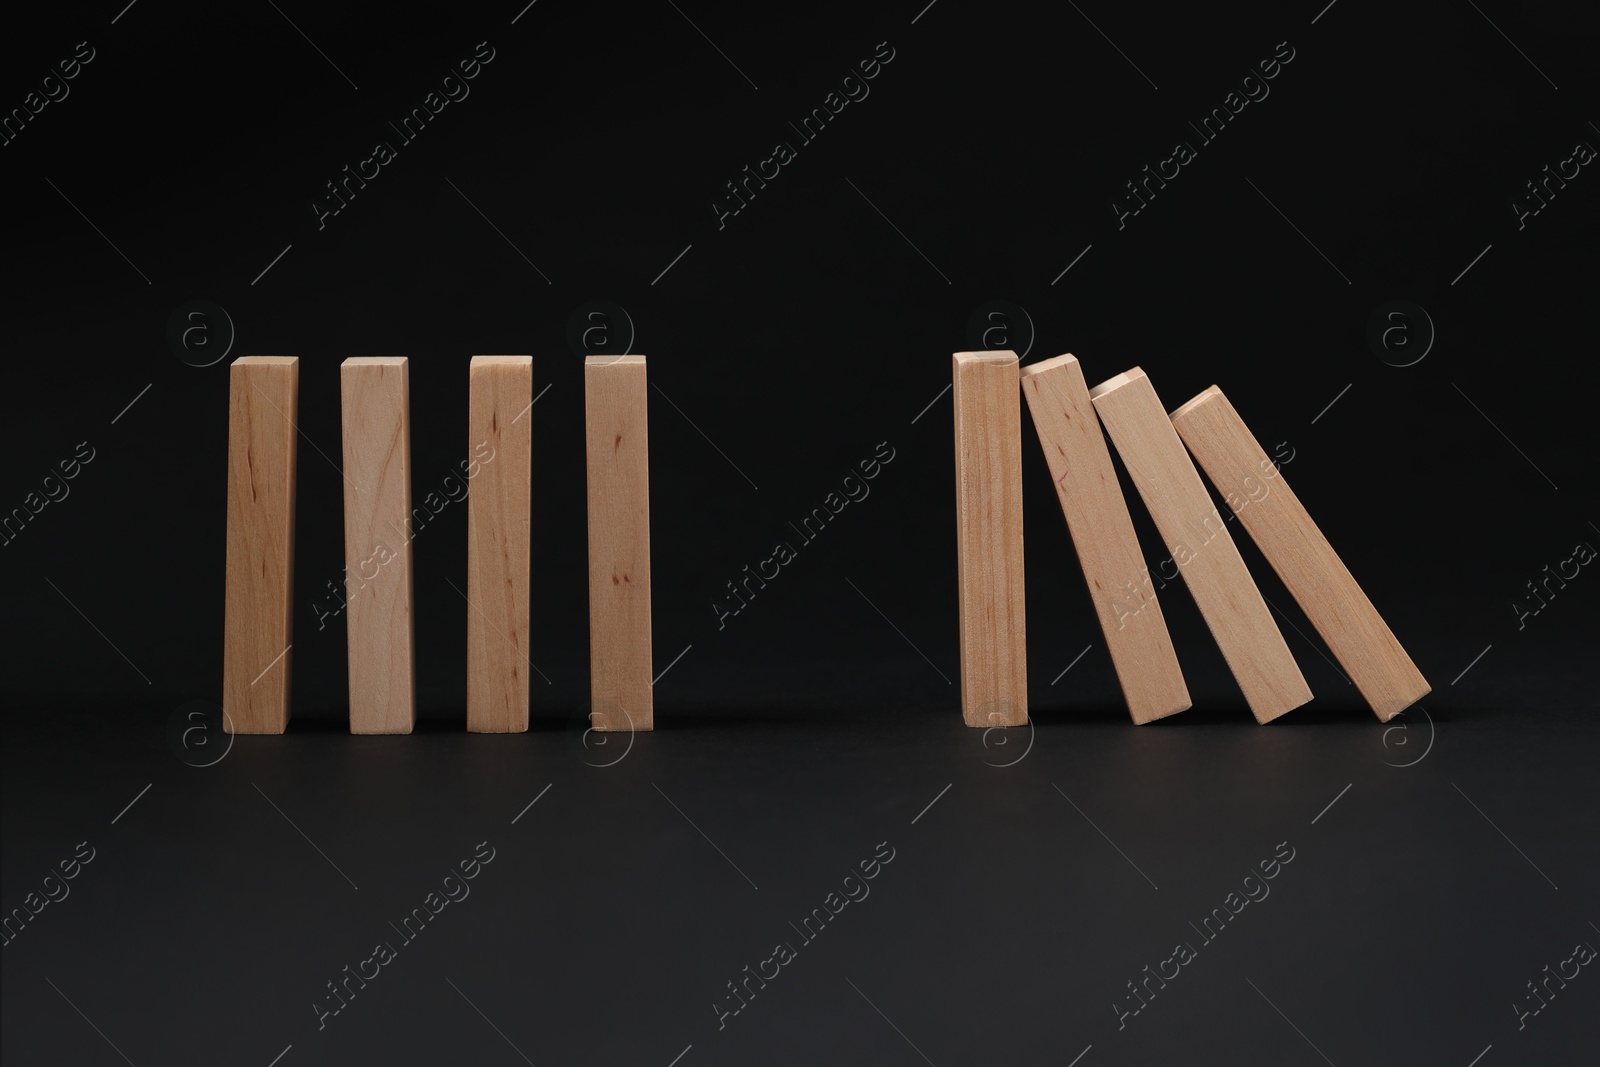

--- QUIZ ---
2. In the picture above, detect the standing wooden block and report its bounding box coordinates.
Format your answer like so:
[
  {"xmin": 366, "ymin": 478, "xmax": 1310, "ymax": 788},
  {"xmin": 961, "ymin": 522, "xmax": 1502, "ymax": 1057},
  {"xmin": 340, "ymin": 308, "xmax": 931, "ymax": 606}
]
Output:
[
  {"xmin": 1089, "ymin": 368, "xmax": 1310, "ymax": 723},
  {"xmin": 467, "ymin": 356, "xmax": 532, "ymax": 733},
  {"xmin": 953, "ymin": 351, "xmax": 1028, "ymax": 727},
  {"xmin": 1171, "ymin": 386, "xmax": 1430, "ymax": 720},
  {"xmin": 1020, "ymin": 355, "xmax": 1190, "ymax": 724},
  {"xmin": 585, "ymin": 356, "xmax": 653, "ymax": 732},
  {"xmin": 223, "ymin": 356, "xmax": 299, "ymax": 734},
  {"xmin": 340, "ymin": 357, "xmax": 416, "ymax": 734}
]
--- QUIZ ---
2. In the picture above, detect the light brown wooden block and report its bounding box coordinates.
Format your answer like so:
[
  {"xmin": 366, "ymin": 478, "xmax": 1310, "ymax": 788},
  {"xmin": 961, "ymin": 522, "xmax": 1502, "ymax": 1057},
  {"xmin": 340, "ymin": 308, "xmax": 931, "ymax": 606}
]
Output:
[
  {"xmin": 340, "ymin": 357, "xmax": 416, "ymax": 734},
  {"xmin": 222, "ymin": 357, "xmax": 299, "ymax": 734},
  {"xmin": 1020, "ymin": 354, "xmax": 1190, "ymax": 724},
  {"xmin": 1171, "ymin": 386, "xmax": 1430, "ymax": 720},
  {"xmin": 466, "ymin": 356, "xmax": 532, "ymax": 733},
  {"xmin": 953, "ymin": 351, "xmax": 1028, "ymax": 727},
  {"xmin": 585, "ymin": 355, "xmax": 653, "ymax": 731},
  {"xmin": 1089, "ymin": 367, "xmax": 1310, "ymax": 723}
]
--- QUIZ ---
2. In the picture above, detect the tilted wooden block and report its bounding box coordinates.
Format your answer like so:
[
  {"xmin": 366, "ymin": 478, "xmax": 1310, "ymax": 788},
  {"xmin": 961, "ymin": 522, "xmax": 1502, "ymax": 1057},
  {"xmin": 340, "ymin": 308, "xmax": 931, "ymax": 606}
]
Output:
[
  {"xmin": 585, "ymin": 356, "xmax": 653, "ymax": 732},
  {"xmin": 953, "ymin": 351, "xmax": 1028, "ymax": 727},
  {"xmin": 1021, "ymin": 355, "xmax": 1190, "ymax": 724},
  {"xmin": 467, "ymin": 356, "xmax": 532, "ymax": 733},
  {"xmin": 1090, "ymin": 367, "xmax": 1310, "ymax": 723},
  {"xmin": 223, "ymin": 356, "xmax": 299, "ymax": 734},
  {"xmin": 1171, "ymin": 386, "xmax": 1430, "ymax": 720},
  {"xmin": 340, "ymin": 357, "xmax": 416, "ymax": 734}
]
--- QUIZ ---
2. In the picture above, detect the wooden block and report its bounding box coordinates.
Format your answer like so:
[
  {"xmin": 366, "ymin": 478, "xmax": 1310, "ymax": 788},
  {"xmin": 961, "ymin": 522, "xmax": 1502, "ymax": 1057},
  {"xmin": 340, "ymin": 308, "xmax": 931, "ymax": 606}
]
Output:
[
  {"xmin": 340, "ymin": 357, "xmax": 416, "ymax": 734},
  {"xmin": 1020, "ymin": 355, "xmax": 1190, "ymax": 724},
  {"xmin": 223, "ymin": 357, "xmax": 299, "ymax": 734},
  {"xmin": 585, "ymin": 355, "xmax": 653, "ymax": 731},
  {"xmin": 466, "ymin": 356, "xmax": 532, "ymax": 733},
  {"xmin": 1171, "ymin": 386, "xmax": 1430, "ymax": 720},
  {"xmin": 1089, "ymin": 367, "xmax": 1310, "ymax": 723},
  {"xmin": 953, "ymin": 351, "xmax": 1028, "ymax": 727}
]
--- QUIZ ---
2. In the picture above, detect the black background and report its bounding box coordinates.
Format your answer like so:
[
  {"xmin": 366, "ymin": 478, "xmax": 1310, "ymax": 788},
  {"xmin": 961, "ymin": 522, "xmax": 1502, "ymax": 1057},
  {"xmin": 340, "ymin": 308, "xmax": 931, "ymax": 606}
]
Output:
[{"xmin": 2, "ymin": 1, "xmax": 1595, "ymax": 1064}]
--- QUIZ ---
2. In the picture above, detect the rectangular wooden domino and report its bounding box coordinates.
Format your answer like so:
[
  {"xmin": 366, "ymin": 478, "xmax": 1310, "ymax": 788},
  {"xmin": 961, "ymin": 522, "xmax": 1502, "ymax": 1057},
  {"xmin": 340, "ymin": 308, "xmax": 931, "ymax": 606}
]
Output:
[
  {"xmin": 340, "ymin": 357, "xmax": 416, "ymax": 734},
  {"xmin": 1090, "ymin": 367, "xmax": 1310, "ymax": 723},
  {"xmin": 222, "ymin": 356, "xmax": 299, "ymax": 734},
  {"xmin": 585, "ymin": 355, "xmax": 653, "ymax": 732},
  {"xmin": 1171, "ymin": 386, "xmax": 1430, "ymax": 720},
  {"xmin": 466, "ymin": 356, "xmax": 532, "ymax": 733},
  {"xmin": 1020, "ymin": 355, "xmax": 1190, "ymax": 724},
  {"xmin": 953, "ymin": 351, "xmax": 1028, "ymax": 727}
]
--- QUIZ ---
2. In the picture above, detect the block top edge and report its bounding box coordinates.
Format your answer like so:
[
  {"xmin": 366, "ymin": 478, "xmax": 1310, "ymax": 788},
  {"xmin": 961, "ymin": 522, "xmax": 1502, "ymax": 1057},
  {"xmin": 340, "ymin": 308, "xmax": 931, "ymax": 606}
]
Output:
[
  {"xmin": 1087, "ymin": 366, "xmax": 1147, "ymax": 400},
  {"xmin": 1018, "ymin": 353, "xmax": 1078, "ymax": 378}
]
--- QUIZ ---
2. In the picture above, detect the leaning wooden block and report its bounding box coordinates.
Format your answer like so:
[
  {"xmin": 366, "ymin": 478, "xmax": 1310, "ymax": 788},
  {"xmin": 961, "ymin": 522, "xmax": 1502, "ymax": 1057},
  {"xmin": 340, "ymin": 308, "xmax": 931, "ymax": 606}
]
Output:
[
  {"xmin": 1021, "ymin": 355, "xmax": 1190, "ymax": 724},
  {"xmin": 953, "ymin": 351, "xmax": 1028, "ymax": 727},
  {"xmin": 340, "ymin": 357, "xmax": 416, "ymax": 734},
  {"xmin": 585, "ymin": 356, "xmax": 653, "ymax": 732},
  {"xmin": 223, "ymin": 356, "xmax": 299, "ymax": 734},
  {"xmin": 1090, "ymin": 367, "xmax": 1310, "ymax": 723},
  {"xmin": 1171, "ymin": 386, "xmax": 1430, "ymax": 720},
  {"xmin": 467, "ymin": 356, "xmax": 532, "ymax": 733}
]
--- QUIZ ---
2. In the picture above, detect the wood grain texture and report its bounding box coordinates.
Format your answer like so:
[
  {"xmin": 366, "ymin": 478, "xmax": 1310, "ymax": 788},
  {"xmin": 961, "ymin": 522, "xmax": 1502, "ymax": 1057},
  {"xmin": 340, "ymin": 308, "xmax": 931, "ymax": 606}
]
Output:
[
  {"xmin": 1171, "ymin": 386, "xmax": 1430, "ymax": 720},
  {"xmin": 222, "ymin": 356, "xmax": 299, "ymax": 734},
  {"xmin": 953, "ymin": 351, "xmax": 1028, "ymax": 727},
  {"xmin": 585, "ymin": 355, "xmax": 653, "ymax": 732},
  {"xmin": 340, "ymin": 357, "xmax": 416, "ymax": 734},
  {"xmin": 1090, "ymin": 367, "xmax": 1310, "ymax": 723},
  {"xmin": 466, "ymin": 356, "xmax": 532, "ymax": 733},
  {"xmin": 1020, "ymin": 354, "xmax": 1190, "ymax": 724}
]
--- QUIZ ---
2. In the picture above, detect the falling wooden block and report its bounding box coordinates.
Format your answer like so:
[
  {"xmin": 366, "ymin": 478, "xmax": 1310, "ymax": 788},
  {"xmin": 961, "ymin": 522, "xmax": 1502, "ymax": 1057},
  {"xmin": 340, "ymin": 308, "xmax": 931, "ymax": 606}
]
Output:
[
  {"xmin": 340, "ymin": 357, "xmax": 416, "ymax": 734},
  {"xmin": 1090, "ymin": 367, "xmax": 1310, "ymax": 723},
  {"xmin": 466, "ymin": 356, "xmax": 532, "ymax": 733},
  {"xmin": 1020, "ymin": 355, "xmax": 1190, "ymax": 724},
  {"xmin": 1171, "ymin": 386, "xmax": 1430, "ymax": 720},
  {"xmin": 222, "ymin": 357, "xmax": 299, "ymax": 734},
  {"xmin": 585, "ymin": 356, "xmax": 653, "ymax": 732},
  {"xmin": 953, "ymin": 351, "xmax": 1028, "ymax": 727}
]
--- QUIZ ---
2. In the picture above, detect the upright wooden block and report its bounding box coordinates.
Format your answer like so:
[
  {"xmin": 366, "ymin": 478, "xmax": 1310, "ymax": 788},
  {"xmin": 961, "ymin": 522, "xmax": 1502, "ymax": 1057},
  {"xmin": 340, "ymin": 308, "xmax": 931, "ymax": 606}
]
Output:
[
  {"xmin": 1090, "ymin": 367, "xmax": 1310, "ymax": 723},
  {"xmin": 1171, "ymin": 386, "xmax": 1430, "ymax": 720},
  {"xmin": 953, "ymin": 351, "xmax": 1028, "ymax": 727},
  {"xmin": 467, "ymin": 356, "xmax": 532, "ymax": 733},
  {"xmin": 1020, "ymin": 355, "xmax": 1190, "ymax": 724},
  {"xmin": 340, "ymin": 357, "xmax": 416, "ymax": 734},
  {"xmin": 223, "ymin": 356, "xmax": 299, "ymax": 734},
  {"xmin": 585, "ymin": 356, "xmax": 653, "ymax": 731}
]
